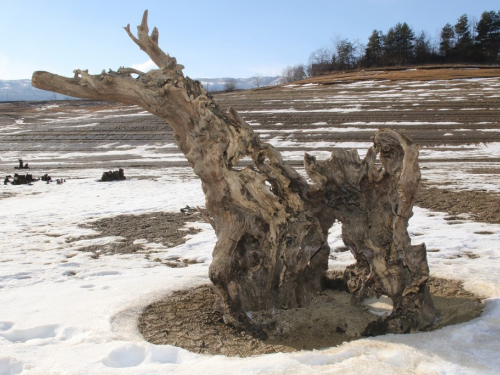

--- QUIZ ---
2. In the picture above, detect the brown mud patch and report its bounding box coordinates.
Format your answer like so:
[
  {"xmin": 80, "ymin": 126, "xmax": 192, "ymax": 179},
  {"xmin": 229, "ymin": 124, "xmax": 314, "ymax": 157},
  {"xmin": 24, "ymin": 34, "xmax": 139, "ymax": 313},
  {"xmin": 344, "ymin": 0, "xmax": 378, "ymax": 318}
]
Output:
[
  {"xmin": 138, "ymin": 274, "xmax": 484, "ymax": 357},
  {"xmin": 72, "ymin": 210, "xmax": 204, "ymax": 263},
  {"xmin": 0, "ymin": 191, "xmax": 17, "ymax": 200},
  {"xmin": 417, "ymin": 185, "xmax": 500, "ymax": 225}
]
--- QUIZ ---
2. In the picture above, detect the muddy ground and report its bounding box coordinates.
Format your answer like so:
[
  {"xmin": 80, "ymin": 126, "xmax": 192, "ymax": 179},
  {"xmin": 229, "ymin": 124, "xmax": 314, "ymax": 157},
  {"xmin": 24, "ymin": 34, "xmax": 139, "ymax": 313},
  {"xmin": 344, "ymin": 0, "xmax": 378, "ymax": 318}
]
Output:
[
  {"xmin": 138, "ymin": 277, "xmax": 483, "ymax": 357},
  {"xmin": 417, "ymin": 185, "xmax": 500, "ymax": 225},
  {"xmin": 73, "ymin": 210, "xmax": 205, "ymax": 266}
]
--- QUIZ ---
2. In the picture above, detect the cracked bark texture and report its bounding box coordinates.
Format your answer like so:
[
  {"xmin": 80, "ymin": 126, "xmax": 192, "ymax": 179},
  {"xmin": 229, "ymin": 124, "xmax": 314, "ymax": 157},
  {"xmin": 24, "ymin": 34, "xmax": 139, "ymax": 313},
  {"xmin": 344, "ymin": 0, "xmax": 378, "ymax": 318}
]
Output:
[{"xmin": 32, "ymin": 10, "xmax": 435, "ymax": 334}]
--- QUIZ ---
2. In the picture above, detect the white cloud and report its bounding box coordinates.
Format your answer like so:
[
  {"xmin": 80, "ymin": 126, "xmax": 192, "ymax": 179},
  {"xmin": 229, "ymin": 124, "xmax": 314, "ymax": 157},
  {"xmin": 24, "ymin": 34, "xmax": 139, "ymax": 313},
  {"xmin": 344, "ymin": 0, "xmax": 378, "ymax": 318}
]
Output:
[{"xmin": 131, "ymin": 59, "xmax": 157, "ymax": 72}]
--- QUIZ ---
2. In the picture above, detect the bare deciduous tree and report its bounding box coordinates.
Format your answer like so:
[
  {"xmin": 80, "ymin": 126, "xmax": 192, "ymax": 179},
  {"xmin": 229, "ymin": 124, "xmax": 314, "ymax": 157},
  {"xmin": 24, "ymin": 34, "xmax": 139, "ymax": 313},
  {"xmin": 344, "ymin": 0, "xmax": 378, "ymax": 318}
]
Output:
[
  {"xmin": 252, "ymin": 74, "xmax": 263, "ymax": 88},
  {"xmin": 32, "ymin": 10, "xmax": 435, "ymax": 336},
  {"xmin": 331, "ymin": 36, "xmax": 364, "ymax": 70},
  {"xmin": 281, "ymin": 64, "xmax": 307, "ymax": 84},
  {"xmin": 223, "ymin": 78, "xmax": 237, "ymax": 92},
  {"xmin": 308, "ymin": 47, "xmax": 333, "ymax": 65}
]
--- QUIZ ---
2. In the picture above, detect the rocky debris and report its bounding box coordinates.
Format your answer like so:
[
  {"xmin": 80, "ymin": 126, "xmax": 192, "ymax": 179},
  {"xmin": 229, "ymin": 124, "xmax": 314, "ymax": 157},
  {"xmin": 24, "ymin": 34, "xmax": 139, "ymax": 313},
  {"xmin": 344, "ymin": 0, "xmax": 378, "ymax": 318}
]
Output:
[{"xmin": 180, "ymin": 205, "xmax": 196, "ymax": 214}]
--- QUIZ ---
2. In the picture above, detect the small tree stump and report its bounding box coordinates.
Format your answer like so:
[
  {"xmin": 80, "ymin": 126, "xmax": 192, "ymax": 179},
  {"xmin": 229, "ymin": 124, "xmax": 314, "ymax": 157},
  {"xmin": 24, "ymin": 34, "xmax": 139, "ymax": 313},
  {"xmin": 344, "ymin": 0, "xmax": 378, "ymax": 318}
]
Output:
[
  {"xmin": 14, "ymin": 159, "xmax": 29, "ymax": 169},
  {"xmin": 11, "ymin": 173, "xmax": 34, "ymax": 185},
  {"xmin": 100, "ymin": 168, "xmax": 126, "ymax": 182}
]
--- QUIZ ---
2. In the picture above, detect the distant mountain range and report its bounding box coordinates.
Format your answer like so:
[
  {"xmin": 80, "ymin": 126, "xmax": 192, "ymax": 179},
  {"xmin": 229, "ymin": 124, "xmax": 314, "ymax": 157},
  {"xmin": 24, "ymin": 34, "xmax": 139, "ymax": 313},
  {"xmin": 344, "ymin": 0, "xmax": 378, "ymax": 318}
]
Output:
[
  {"xmin": 196, "ymin": 76, "xmax": 282, "ymax": 92},
  {"xmin": 0, "ymin": 79, "xmax": 61, "ymax": 101},
  {"xmin": 0, "ymin": 76, "xmax": 282, "ymax": 102}
]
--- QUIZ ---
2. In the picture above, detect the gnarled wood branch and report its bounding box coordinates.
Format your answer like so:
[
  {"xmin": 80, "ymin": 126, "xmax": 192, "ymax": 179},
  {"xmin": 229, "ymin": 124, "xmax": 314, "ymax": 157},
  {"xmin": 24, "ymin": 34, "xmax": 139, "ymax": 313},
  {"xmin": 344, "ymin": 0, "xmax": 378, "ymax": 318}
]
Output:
[{"xmin": 124, "ymin": 10, "xmax": 184, "ymax": 74}]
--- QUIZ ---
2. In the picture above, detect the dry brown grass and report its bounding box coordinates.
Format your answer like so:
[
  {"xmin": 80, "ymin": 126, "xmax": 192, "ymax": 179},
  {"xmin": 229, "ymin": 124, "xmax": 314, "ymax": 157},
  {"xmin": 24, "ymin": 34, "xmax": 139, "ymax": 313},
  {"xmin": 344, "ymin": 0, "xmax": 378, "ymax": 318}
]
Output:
[{"xmin": 298, "ymin": 66, "xmax": 500, "ymax": 85}]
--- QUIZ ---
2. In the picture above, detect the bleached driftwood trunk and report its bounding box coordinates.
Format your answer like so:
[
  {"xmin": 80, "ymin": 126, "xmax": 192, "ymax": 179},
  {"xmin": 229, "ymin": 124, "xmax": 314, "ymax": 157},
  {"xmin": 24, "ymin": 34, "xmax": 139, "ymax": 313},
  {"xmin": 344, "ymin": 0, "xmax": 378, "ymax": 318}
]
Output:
[
  {"xmin": 32, "ymin": 11, "xmax": 435, "ymax": 334},
  {"xmin": 305, "ymin": 131, "xmax": 435, "ymax": 333}
]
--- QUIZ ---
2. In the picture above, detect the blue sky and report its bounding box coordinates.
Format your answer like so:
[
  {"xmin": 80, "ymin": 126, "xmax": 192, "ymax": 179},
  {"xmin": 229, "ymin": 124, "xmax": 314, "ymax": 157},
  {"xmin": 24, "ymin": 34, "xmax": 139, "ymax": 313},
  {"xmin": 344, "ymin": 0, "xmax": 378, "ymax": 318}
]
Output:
[{"xmin": 0, "ymin": 0, "xmax": 498, "ymax": 80}]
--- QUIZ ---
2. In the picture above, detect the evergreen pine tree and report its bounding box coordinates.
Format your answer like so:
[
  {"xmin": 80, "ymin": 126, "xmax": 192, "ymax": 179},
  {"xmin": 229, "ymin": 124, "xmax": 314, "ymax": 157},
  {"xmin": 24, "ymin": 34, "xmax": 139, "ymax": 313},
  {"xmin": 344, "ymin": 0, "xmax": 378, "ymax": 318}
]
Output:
[
  {"xmin": 440, "ymin": 23, "xmax": 456, "ymax": 60},
  {"xmin": 365, "ymin": 30, "xmax": 384, "ymax": 66},
  {"xmin": 476, "ymin": 11, "xmax": 500, "ymax": 62},
  {"xmin": 454, "ymin": 14, "xmax": 473, "ymax": 61}
]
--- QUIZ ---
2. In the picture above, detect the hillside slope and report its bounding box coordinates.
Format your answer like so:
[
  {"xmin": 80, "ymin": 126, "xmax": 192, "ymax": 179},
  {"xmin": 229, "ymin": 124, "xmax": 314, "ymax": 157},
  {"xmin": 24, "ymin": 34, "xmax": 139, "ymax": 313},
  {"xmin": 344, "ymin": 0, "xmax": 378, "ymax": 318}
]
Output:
[{"xmin": 298, "ymin": 66, "xmax": 500, "ymax": 85}]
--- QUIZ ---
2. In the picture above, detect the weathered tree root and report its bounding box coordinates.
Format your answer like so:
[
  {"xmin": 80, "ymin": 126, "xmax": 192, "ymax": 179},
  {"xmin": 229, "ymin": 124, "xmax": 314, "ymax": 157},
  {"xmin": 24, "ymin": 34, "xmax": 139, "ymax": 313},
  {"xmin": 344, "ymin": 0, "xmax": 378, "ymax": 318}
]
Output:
[
  {"xmin": 305, "ymin": 130, "xmax": 435, "ymax": 333},
  {"xmin": 32, "ymin": 10, "xmax": 435, "ymax": 334}
]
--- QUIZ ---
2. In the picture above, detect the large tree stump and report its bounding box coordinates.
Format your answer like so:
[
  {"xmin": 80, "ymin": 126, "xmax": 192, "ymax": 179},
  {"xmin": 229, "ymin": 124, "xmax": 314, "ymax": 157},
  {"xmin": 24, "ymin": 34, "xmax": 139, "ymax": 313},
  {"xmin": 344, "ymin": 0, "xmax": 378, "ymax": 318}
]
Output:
[{"xmin": 32, "ymin": 10, "xmax": 435, "ymax": 334}]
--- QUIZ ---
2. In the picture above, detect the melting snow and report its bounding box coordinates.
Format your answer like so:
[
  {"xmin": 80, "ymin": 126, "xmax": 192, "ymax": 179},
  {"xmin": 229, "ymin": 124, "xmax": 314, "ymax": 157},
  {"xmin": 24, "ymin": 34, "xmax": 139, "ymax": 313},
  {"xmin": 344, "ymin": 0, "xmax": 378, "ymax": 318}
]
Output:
[{"xmin": 1, "ymin": 169, "xmax": 500, "ymax": 374}]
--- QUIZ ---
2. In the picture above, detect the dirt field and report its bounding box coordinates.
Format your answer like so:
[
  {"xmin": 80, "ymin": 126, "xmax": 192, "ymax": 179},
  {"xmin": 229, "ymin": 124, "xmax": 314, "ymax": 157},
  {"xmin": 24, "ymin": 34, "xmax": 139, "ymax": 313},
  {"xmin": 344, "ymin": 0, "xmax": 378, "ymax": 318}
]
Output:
[
  {"xmin": 1, "ymin": 67, "xmax": 500, "ymax": 164},
  {"xmin": 72, "ymin": 211, "xmax": 203, "ymax": 265},
  {"xmin": 1, "ymin": 67, "xmax": 499, "ymax": 356}
]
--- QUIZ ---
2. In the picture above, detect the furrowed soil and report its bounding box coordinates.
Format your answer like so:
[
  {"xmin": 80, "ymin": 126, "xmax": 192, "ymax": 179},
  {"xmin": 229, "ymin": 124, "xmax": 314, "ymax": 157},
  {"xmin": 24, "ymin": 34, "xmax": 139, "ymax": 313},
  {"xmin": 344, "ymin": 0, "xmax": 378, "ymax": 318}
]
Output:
[{"xmin": 1, "ymin": 67, "xmax": 499, "ymax": 356}]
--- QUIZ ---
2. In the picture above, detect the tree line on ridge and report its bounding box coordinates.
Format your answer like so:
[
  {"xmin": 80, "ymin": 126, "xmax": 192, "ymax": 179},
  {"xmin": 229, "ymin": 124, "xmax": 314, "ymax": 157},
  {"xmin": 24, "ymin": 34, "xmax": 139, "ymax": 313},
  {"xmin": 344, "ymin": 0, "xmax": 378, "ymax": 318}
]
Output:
[{"xmin": 282, "ymin": 10, "xmax": 500, "ymax": 83}]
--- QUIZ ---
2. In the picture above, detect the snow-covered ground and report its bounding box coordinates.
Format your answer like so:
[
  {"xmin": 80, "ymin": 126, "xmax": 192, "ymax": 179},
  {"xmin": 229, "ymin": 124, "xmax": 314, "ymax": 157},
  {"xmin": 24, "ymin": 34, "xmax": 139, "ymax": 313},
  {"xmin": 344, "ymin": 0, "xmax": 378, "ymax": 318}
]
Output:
[
  {"xmin": 1, "ymin": 165, "xmax": 500, "ymax": 374},
  {"xmin": 1, "ymin": 77, "xmax": 500, "ymax": 373}
]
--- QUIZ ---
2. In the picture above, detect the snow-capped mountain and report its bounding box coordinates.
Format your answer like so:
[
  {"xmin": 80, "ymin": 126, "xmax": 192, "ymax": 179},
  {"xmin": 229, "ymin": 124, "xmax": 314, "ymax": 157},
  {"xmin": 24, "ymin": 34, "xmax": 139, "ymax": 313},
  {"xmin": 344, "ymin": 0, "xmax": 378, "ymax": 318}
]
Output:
[
  {"xmin": 0, "ymin": 79, "xmax": 64, "ymax": 101},
  {"xmin": 0, "ymin": 76, "xmax": 282, "ymax": 101},
  {"xmin": 195, "ymin": 76, "xmax": 282, "ymax": 92}
]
